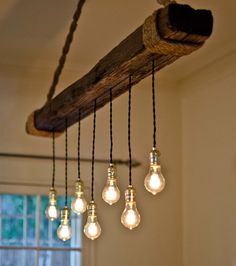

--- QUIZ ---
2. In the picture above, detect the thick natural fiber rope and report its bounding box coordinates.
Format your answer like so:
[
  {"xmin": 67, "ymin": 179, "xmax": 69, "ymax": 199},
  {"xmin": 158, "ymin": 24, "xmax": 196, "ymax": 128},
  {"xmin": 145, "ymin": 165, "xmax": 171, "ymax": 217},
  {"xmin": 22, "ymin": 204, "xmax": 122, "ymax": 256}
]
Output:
[
  {"xmin": 143, "ymin": 9, "xmax": 202, "ymax": 56},
  {"xmin": 46, "ymin": 0, "xmax": 87, "ymax": 104},
  {"xmin": 26, "ymin": 0, "xmax": 86, "ymax": 138}
]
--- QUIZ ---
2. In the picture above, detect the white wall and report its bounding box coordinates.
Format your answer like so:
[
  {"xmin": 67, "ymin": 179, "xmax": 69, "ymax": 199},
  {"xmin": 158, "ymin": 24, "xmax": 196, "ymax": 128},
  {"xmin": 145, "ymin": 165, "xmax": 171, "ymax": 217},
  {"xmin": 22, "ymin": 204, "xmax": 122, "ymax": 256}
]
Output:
[
  {"xmin": 0, "ymin": 70, "xmax": 183, "ymax": 266},
  {"xmin": 88, "ymin": 78, "xmax": 183, "ymax": 266},
  {"xmin": 181, "ymin": 51, "xmax": 236, "ymax": 266}
]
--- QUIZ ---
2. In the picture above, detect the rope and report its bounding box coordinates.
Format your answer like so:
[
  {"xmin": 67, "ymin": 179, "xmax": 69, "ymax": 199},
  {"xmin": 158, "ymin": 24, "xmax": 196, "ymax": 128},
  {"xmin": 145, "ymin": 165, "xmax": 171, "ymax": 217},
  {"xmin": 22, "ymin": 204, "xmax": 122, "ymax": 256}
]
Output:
[
  {"xmin": 156, "ymin": 0, "xmax": 175, "ymax": 7},
  {"xmin": 46, "ymin": 0, "xmax": 87, "ymax": 104},
  {"xmin": 65, "ymin": 120, "xmax": 68, "ymax": 206},
  {"xmin": 109, "ymin": 88, "xmax": 113, "ymax": 164},
  {"xmin": 91, "ymin": 100, "xmax": 97, "ymax": 201},
  {"xmin": 78, "ymin": 110, "xmax": 81, "ymax": 179},
  {"xmin": 143, "ymin": 10, "xmax": 201, "ymax": 56},
  {"xmin": 51, "ymin": 129, "xmax": 56, "ymax": 188},
  {"xmin": 152, "ymin": 60, "xmax": 157, "ymax": 148},
  {"xmin": 128, "ymin": 76, "xmax": 132, "ymax": 186}
]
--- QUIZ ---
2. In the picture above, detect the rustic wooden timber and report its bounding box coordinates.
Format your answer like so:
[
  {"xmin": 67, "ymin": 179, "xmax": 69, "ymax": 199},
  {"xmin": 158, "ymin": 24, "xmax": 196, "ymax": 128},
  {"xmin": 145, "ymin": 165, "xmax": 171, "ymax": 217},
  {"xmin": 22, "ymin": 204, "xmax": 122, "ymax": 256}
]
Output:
[{"xmin": 26, "ymin": 3, "xmax": 213, "ymax": 137}]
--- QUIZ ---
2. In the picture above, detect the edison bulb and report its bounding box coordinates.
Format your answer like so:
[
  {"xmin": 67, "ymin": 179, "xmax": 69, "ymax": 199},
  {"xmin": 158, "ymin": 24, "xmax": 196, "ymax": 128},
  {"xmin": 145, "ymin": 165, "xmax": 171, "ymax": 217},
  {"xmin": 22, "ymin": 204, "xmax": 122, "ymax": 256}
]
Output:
[
  {"xmin": 144, "ymin": 147, "xmax": 165, "ymax": 195},
  {"xmin": 57, "ymin": 206, "xmax": 72, "ymax": 241},
  {"xmin": 71, "ymin": 179, "xmax": 87, "ymax": 214},
  {"xmin": 102, "ymin": 164, "xmax": 120, "ymax": 205},
  {"xmin": 45, "ymin": 188, "xmax": 59, "ymax": 221},
  {"xmin": 84, "ymin": 201, "xmax": 101, "ymax": 240},
  {"xmin": 121, "ymin": 186, "xmax": 141, "ymax": 230}
]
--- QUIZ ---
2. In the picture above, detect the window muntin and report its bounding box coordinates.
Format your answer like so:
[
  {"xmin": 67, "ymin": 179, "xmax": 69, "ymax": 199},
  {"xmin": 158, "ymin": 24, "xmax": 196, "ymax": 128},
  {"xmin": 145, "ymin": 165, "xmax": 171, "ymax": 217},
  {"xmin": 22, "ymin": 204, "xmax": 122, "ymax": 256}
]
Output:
[{"xmin": 0, "ymin": 194, "xmax": 82, "ymax": 266}]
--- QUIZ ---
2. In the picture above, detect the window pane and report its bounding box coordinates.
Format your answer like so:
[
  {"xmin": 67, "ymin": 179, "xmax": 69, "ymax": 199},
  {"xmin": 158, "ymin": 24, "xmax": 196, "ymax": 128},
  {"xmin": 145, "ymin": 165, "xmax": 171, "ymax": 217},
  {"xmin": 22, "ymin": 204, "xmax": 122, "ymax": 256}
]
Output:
[
  {"xmin": 40, "ymin": 196, "xmax": 49, "ymax": 246},
  {"xmin": 25, "ymin": 250, "xmax": 36, "ymax": 266},
  {"xmin": 27, "ymin": 218, "xmax": 36, "ymax": 246},
  {"xmin": 0, "ymin": 193, "xmax": 82, "ymax": 266},
  {"xmin": 2, "ymin": 218, "xmax": 23, "ymax": 246},
  {"xmin": 2, "ymin": 195, "xmax": 24, "ymax": 216},
  {"xmin": 0, "ymin": 249, "xmax": 36, "ymax": 266},
  {"xmin": 27, "ymin": 195, "xmax": 36, "ymax": 217},
  {"xmin": 39, "ymin": 250, "xmax": 81, "ymax": 266}
]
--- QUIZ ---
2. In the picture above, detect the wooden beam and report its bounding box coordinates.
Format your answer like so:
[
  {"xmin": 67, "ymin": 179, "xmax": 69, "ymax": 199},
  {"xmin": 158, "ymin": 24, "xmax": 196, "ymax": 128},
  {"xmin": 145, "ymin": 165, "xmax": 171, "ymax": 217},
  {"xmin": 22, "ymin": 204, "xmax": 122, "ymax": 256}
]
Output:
[{"xmin": 26, "ymin": 3, "xmax": 213, "ymax": 136}]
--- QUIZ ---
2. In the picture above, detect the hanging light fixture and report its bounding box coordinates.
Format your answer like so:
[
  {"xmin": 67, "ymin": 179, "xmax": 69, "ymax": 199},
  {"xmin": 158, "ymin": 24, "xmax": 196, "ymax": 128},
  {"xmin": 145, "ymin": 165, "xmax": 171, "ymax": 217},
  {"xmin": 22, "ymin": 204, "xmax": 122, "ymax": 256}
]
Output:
[
  {"xmin": 45, "ymin": 130, "xmax": 60, "ymax": 221},
  {"xmin": 144, "ymin": 60, "xmax": 166, "ymax": 195},
  {"xmin": 121, "ymin": 76, "xmax": 141, "ymax": 230},
  {"xmin": 84, "ymin": 100, "xmax": 102, "ymax": 240},
  {"xmin": 102, "ymin": 88, "xmax": 120, "ymax": 205},
  {"xmin": 71, "ymin": 110, "xmax": 88, "ymax": 214},
  {"xmin": 57, "ymin": 120, "xmax": 72, "ymax": 241}
]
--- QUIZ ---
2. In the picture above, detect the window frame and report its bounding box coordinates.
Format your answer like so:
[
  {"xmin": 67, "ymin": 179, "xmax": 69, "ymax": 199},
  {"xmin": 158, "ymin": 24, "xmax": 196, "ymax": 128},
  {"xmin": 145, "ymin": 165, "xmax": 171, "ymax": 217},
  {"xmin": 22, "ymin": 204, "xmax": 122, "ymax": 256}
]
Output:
[{"xmin": 0, "ymin": 193, "xmax": 83, "ymax": 266}]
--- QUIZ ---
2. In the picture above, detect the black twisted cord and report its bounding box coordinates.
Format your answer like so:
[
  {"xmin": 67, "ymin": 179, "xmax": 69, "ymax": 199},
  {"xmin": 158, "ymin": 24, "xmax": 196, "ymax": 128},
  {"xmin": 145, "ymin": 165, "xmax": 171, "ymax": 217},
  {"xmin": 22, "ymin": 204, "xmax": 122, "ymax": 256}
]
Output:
[
  {"xmin": 152, "ymin": 59, "xmax": 157, "ymax": 148},
  {"xmin": 65, "ymin": 120, "xmax": 68, "ymax": 206},
  {"xmin": 91, "ymin": 100, "xmax": 97, "ymax": 201},
  {"xmin": 51, "ymin": 129, "xmax": 56, "ymax": 188},
  {"xmin": 109, "ymin": 88, "xmax": 113, "ymax": 164},
  {"xmin": 128, "ymin": 76, "xmax": 132, "ymax": 186},
  {"xmin": 78, "ymin": 110, "xmax": 81, "ymax": 180},
  {"xmin": 46, "ymin": 0, "xmax": 87, "ymax": 104}
]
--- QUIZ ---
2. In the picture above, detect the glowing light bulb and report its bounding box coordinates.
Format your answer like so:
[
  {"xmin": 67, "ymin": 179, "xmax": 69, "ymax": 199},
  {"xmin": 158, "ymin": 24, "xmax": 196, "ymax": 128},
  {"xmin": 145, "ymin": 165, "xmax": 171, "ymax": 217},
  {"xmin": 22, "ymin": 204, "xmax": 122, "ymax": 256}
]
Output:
[
  {"xmin": 144, "ymin": 147, "xmax": 165, "ymax": 195},
  {"xmin": 57, "ymin": 206, "xmax": 72, "ymax": 241},
  {"xmin": 45, "ymin": 188, "xmax": 59, "ymax": 221},
  {"xmin": 121, "ymin": 186, "xmax": 141, "ymax": 230},
  {"xmin": 84, "ymin": 201, "xmax": 101, "ymax": 240},
  {"xmin": 71, "ymin": 179, "xmax": 87, "ymax": 214},
  {"xmin": 102, "ymin": 164, "xmax": 120, "ymax": 205}
]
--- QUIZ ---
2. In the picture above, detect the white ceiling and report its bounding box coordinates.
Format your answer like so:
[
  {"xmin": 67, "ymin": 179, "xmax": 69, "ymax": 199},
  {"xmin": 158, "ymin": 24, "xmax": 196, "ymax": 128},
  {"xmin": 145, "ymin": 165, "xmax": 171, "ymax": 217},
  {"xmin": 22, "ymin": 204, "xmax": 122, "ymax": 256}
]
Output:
[
  {"xmin": 0, "ymin": 0, "xmax": 236, "ymax": 183},
  {"xmin": 0, "ymin": 0, "xmax": 236, "ymax": 85}
]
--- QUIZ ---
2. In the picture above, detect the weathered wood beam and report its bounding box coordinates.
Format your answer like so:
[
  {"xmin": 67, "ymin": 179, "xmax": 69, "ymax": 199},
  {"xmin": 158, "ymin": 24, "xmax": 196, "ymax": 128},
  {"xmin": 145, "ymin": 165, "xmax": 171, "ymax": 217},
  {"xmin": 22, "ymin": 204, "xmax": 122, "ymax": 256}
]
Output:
[{"xmin": 26, "ymin": 3, "xmax": 213, "ymax": 137}]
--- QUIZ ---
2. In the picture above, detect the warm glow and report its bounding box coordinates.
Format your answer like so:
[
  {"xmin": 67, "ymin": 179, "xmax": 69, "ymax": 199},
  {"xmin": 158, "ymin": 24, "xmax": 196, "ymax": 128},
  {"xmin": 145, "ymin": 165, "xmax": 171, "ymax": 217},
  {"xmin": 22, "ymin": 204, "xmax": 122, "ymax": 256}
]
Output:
[
  {"xmin": 149, "ymin": 173, "xmax": 162, "ymax": 189},
  {"xmin": 121, "ymin": 203, "xmax": 141, "ymax": 230},
  {"xmin": 144, "ymin": 165, "xmax": 165, "ymax": 195},
  {"xmin": 45, "ymin": 205, "xmax": 59, "ymax": 221},
  {"xmin": 71, "ymin": 196, "xmax": 87, "ymax": 214},
  {"xmin": 84, "ymin": 221, "xmax": 101, "ymax": 240},
  {"xmin": 57, "ymin": 224, "xmax": 72, "ymax": 241},
  {"xmin": 102, "ymin": 184, "xmax": 120, "ymax": 205}
]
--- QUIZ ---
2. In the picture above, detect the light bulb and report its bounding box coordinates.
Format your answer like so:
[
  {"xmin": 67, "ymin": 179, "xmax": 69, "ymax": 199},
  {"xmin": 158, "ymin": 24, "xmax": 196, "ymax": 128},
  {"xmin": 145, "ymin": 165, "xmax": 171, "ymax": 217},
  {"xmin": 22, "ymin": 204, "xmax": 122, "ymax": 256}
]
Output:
[
  {"xmin": 45, "ymin": 188, "xmax": 59, "ymax": 221},
  {"xmin": 121, "ymin": 186, "xmax": 141, "ymax": 230},
  {"xmin": 71, "ymin": 179, "xmax": 87, "ymax": 214},
  {"xmin": 84, "ymin": 201, "xmax": 101, "ymax": 240},
  {"xmin": 144, "ymin": 147, "xmax": 165, "ymax": 195},
  {"xmin": 102, "ymin": 164, "xmax": 120, "ymax": 205},
  {"xmin": 57, "ymin": 206, "xmax": 72, "ymax": 241}
]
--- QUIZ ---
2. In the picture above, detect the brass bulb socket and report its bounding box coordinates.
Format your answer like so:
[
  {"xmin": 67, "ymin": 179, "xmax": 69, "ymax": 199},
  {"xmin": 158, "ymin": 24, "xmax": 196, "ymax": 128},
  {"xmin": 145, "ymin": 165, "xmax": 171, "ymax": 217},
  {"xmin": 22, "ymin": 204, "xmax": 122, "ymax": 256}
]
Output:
[
  {"xmin": 107, "ymin": 163, "xmax": 117, "ymax": 180},
  {"xmin": 49, "ymin": 187, "xmax": 57, "ymax": 205},
  {"xmin": 125, "ymin": 186, "xmax": 136, "ymax": 202},
  {"xmin": 61, "ymin": 206, "xmax": 70, "ymax": 223},
  {"xmin": 150, "ymin": 147, "xmax": 160, "ymax": 165},
  {"xmin": 87, "ymin": 201, "xmax": 97, "ymax": 217},
  {"xmin": 75, "ymin": 179, "xmax": 84, "ymax": 194}
]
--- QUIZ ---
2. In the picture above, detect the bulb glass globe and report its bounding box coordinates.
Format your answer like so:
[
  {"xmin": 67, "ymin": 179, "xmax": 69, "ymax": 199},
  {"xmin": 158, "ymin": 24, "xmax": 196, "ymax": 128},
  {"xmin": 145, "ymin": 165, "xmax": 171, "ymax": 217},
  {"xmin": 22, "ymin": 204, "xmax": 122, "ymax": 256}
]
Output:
[
  {"xmin": 72, "ymin": 197, "xmax": 87, "ymax": 214},
  {"xmin": 102, "ymin": 180, "xmax": 120, "ymax": 205},
  {"xmin": 102, "ymin": 164, "xmax": 120, "ymax": 205},
  {"xmin": 45, "ymin": 205, "xmax": 59, "ymax": 221},
  {"xmin": 84, "ymin": 201, "xmax": 101, "ymax": 240},
  {"xmin": 57, "ymin": 207, "xmax": 72, "ymax": 241},
  {"xmin": 45, "ymin": 188, "xmax": 59, "ymax": 221},
  {"xmin": 121, "ymin": 186, "xmax": 141, "ymax": 230},
  {"xmin": 144, "ymin": 165, "xmax": 165, "ymax": 195},
  {"xmin": 121, "ymin": 202, "xmax": 141, "ymax": 230},
  {"xmin": 57, "ymin": 223, "xmax": 72, "ymax": 241},
  {"xmin": 71, "ymin": 179, "xmax": 87, "ymax": 215}
]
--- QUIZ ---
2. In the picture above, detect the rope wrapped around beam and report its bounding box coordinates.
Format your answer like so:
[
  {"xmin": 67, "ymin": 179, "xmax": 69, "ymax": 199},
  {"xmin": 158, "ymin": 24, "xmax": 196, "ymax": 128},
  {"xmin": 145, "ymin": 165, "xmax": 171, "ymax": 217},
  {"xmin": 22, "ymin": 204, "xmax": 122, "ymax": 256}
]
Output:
[
  {"xmin": 26, "ymin": 3, "xmax": 213, "ymax": 137},
  {"xmin": 143, "ymin": 10, "xmax": 202, "ymax": 55}
]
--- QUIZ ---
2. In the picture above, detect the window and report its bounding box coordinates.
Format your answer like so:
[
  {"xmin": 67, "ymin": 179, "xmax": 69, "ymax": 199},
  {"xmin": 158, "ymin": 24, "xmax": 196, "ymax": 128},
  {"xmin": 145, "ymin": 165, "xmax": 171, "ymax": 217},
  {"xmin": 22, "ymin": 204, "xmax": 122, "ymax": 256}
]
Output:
[{"xmin": 0, "ymin": 194, "xmax": 82, "ymax": 266}]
